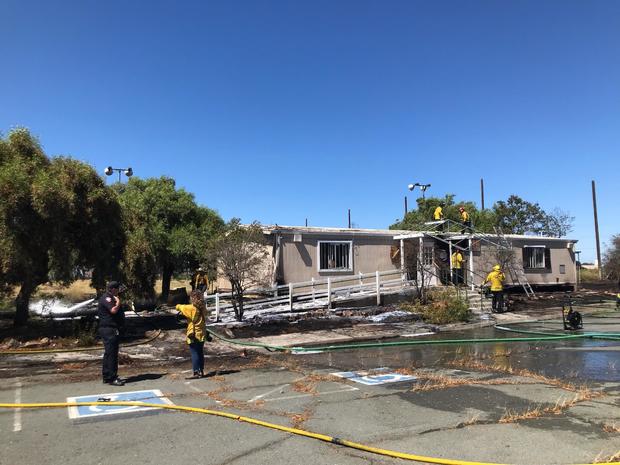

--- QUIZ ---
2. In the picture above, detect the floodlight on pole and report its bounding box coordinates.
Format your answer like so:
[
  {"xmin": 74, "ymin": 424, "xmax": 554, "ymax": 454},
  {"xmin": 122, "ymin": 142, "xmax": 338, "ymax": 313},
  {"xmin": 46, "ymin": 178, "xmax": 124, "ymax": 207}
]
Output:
[
  {"xmin": 105, "ymin": 166, "xmax": 134, "ymax": 183},
  {"xmin": 407, "ymin": 182, "xmax": 431, "ymax": 199}
]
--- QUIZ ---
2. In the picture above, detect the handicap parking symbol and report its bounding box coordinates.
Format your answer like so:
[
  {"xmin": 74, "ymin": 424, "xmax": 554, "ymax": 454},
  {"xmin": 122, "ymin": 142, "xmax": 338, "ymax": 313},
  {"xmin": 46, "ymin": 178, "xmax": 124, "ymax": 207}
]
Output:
[
  {"xmin": 332, "ymin": 368, "xmax": 417, "ymax": 386},
  {"xmin": 67, "ymin": 389, "xmax": 173, "ymax": 422}
]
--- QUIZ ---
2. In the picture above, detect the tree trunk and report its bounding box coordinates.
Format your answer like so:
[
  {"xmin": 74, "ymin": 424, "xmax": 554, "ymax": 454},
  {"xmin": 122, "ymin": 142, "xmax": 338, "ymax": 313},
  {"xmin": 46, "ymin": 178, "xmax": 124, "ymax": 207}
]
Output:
[
  {"xmin": 160, "ymin": 263, "xmax": 174, "ymax": 303},
  {"xmin": 14, "ymin": 281, "xmax": 35, "ymax": 327},
  {"xmin": 232, "ymin": 281, "xmax": 244, "ymax": 321}
]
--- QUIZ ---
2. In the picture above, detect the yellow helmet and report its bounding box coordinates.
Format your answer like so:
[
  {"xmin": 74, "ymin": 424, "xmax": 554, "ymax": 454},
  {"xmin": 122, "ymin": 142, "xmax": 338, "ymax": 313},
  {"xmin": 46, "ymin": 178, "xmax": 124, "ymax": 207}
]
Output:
[{"xmin": 493, "ymin": 265, "xmax": 501, "ymax": 271}]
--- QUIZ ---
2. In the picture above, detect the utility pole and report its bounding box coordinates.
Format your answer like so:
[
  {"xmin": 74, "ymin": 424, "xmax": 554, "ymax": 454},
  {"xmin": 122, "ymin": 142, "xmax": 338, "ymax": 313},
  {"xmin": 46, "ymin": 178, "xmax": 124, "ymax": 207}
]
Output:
[
  {"xmin": 591, "ymin": 180, "xmax": 602, "ymax": 279},
  {"xmin": 480, "ymin": 178, "xmax": 485, "ymax": 210},
  {"xmin": 404, "ymin": 196, "xmax": 408, "ymax": 216},
  {"xmin": 348, "ymin": 209, "xmax": 351, "ymax": 229}
]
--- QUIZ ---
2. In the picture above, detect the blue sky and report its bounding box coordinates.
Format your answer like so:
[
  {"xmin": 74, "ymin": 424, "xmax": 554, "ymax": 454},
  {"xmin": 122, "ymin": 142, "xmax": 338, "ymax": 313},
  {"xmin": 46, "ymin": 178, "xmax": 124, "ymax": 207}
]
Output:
[{"xmin": 1, "ymin": 0, "xmax": 618, "ymax": 262}]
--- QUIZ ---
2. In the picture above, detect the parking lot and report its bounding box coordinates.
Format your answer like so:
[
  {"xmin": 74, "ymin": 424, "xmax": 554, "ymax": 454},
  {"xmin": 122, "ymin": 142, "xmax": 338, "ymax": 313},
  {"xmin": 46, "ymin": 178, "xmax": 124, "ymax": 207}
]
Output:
[{"xmin": 2, "ymin": 333, "xmax": 620, "ymax": 465}]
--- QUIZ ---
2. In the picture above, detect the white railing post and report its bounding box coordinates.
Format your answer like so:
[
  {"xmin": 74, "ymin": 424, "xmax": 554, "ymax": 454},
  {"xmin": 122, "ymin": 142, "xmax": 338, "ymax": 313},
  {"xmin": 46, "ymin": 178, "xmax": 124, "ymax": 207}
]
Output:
[
  {"xmin": 327, "ymin": 277, "xmax": 332, "ymax": 309},
  {"xmin": 215, "ymin": 293, "xmax": 220, "ymax": 322},
  {"xmin": 311, "ymin": 277, "xmax": 315, "ymax": 302},
  {"xmin": 289, "ymin": 282, "xmax": 293, "ymax": 311},
  {"xmin": 376, "ymin": 270, "xmax": 381, "ymax": 305},
  {"xmin": 359, "ymin": 272, "xmax": 363, "ymax": 287}
]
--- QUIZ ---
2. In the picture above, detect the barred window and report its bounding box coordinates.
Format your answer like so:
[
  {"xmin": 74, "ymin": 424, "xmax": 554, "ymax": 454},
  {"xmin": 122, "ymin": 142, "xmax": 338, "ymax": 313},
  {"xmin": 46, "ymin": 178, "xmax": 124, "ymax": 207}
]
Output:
[
  {"xmin": 523, "ymin": 246, "xmax": 551, "ymax": 270},
  {"xmin": 318, "ymin": 241, "xmax": 352, "ymax": 271},
  {"xmin": 422, "ymin": 246, "xmax": 434, "ymax": 266}
]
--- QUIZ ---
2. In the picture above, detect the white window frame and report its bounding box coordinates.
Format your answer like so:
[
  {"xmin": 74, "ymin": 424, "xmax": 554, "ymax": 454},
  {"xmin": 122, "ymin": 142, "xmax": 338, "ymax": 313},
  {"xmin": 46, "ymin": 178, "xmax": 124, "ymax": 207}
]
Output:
[
  {"xmin": 523, "ymin": 245, "xmax": 546, "ymax": 269},
  {"xmin": 317, "ymin": 241, "xmax": 353, "ymax": 272},
  {"xmin": 422, "ymin": 245, "xmax": 434, "ymax": 266}
]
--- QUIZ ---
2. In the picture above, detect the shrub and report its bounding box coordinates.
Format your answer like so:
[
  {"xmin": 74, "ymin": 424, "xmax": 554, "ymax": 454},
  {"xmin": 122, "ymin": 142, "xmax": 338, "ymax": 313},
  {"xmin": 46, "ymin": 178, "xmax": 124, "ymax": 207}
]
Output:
[{"xmin": 401, "ymin": 288, "xmax": 471, "ymax": 325}]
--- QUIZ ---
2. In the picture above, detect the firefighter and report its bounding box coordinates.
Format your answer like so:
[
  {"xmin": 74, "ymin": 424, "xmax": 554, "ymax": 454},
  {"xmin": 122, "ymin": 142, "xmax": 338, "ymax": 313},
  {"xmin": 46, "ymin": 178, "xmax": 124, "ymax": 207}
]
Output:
[
  {"xmin": 483, "ymin": 265, "xmax": 506, "ymax": 312},
  {"xmin": 459, "ymin": 207, "xmax": 472, "ymax": 233},
  {"xmin": 191, "ymin": 267, "xmax": 209, "ymax": 293},
  {"xmin": 433, "ymin": 204, "xmax": 445, "ymax": 231},
  {"xmin": 451, "ymin": 250, "xmax": 464, "ymax": 285},
  {"xmin": 433, "ymin": 204, "xmax": 444, "ymax": 221}
]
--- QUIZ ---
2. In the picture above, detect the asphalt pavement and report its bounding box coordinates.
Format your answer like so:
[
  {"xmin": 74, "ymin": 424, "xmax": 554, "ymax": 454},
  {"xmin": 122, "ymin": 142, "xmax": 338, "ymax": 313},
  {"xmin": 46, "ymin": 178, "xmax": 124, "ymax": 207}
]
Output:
[{"xmin": 2, "ymin": 333, "xmax": 620, "ymax": 465}]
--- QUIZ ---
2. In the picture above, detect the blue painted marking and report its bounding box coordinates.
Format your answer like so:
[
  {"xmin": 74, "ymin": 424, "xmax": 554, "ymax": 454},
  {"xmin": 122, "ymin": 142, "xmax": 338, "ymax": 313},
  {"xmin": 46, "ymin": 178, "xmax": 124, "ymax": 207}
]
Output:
[
  {"xmin": 332, "ymin": 369, "xmax": 416, "ymax": 386},
  {"xmin": 67, "ymin": 389, "xmax": 173, "ymax": 420}
]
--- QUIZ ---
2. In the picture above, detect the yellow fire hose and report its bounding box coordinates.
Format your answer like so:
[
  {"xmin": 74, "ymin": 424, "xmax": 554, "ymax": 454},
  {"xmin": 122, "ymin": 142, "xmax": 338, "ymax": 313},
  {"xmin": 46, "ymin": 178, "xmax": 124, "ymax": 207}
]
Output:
[{"xmin": 0, "ymin": 401, "xmax": 617, "ymax": 465}]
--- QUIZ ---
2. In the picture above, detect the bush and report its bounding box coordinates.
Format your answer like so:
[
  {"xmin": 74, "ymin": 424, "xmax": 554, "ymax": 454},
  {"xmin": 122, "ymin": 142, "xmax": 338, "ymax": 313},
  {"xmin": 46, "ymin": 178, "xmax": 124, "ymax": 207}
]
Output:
[
  {"xmin": 401, "ymin": 289, "xmax": 471, "ymax": 325},
  {"xmin": 579, "ymin": 268, "xmax": 600, "ymax": 283}
]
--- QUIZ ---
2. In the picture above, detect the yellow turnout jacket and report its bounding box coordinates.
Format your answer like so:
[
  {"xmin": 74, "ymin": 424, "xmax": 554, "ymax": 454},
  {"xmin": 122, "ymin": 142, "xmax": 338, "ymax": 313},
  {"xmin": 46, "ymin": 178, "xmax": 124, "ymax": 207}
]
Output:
[
  {"xmin": 484, "ymin": 270, "xmax": 505, "ymax": 291},
  {"xmin": 176, "ymin": 304, "xmax": 208, "ymax": 344}
]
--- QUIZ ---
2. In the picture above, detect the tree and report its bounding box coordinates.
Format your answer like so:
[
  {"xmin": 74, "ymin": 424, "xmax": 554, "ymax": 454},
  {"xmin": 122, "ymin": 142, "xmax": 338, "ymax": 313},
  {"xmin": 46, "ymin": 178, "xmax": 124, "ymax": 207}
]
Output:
[
  {"xmin": 603, "ymin": 235, "xmax": 620, "ymax": 281},
  {"xmin": 390, "ymin": 195, "xmax": 496, "ymax": 233},
  {"xmin": 211, "ymin": 220, "xmax": 271, "ymax": 321},
  {"xmin": 540, "ymin": 208, "xmax": 574, "ymax": 238},
  {"xmin": 116, "ymin": 177, "xmax": 223, "ymax": 302},
  {"xmin": 492, "ymin": 195, "xmax": 548, "ymax": 235},
  {"xmin": 0, "ymin": 128, "xmax": 125, "ymax": 325}
]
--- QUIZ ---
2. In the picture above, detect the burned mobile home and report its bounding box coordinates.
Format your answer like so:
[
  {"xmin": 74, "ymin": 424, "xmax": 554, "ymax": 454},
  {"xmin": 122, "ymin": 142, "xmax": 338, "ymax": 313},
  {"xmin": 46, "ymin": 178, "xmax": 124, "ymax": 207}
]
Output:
[{"xmin": 264, "ymin": 223, "xmax": 577, "ymax": 293}]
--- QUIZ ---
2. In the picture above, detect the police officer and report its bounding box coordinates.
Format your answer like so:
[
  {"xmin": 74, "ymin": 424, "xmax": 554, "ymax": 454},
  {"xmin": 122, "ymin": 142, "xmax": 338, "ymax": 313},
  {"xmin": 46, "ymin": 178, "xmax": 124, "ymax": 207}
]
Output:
[{"xmin": 98, "ymin": 281, "xmax": 126, "ymax": 386}]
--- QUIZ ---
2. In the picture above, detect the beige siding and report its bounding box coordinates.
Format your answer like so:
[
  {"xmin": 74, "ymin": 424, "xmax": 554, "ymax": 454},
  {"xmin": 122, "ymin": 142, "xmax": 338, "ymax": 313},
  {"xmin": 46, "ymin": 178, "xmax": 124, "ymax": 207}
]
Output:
[
  {"xmin": 278, "ymin": 233, "xmax": 399, "ymax": 284},
  {"xmin": 472, "ymin": 239, "xmax": 576, "ymax": 286}
]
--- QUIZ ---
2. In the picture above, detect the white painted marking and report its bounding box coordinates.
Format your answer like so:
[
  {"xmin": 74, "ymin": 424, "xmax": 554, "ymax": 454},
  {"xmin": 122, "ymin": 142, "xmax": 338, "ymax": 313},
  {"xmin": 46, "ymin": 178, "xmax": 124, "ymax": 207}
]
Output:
[
  {"xmin": 262, "ymin": 385, "xmax": 358, "ymax": 402},
  {"xmin": 332, "ymin": 369, "xmax": 417, "ymax": 386},
  {"xmin": 249, "ymin": 383, "xmax": 291, "ymax": 402},
  {"xmin": 187, "ymin": 384, "xmax": 203, "ymax": 393},
  {"xmin": 400, "ymin": 332, "xmax": 435, "ymax": 338},
  {"xmin": 13, "ymin": 380, "xmax": 22, "ymax": 432}
]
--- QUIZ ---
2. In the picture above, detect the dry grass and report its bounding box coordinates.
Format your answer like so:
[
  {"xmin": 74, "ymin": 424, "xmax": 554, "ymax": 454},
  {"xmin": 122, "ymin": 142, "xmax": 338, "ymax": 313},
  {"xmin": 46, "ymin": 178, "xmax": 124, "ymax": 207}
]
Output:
[
  {"xmin": 9, "ymin": 278, "xmax": 191, "ymax": 304},
  {"xmin": 593, "ymin": 450, "xmax": 620, "ymax": 463},
  {"xmin": 499, "ymin": 406, "xmax": 543, "ymax": 423},
  {"xmin": 35, "ymin": 280, "xmax": 96, "ymax": 302},
  {"xmin": 290, "ymin": 406, "xmax": 314, "ymax": 429},
  {"xmin": 462, "ymin": 414, "xmax": 481, "ymax": 426},
  {"xmin": 446, "ymin": 358, "xmax": 588, "ymax": 392},
  {"xmin": 603, "ymin": 422, "xmax": 620, "ymax": 433},
  {"xmin": 412, "ymin": 375, "xmax": 525, "ymax": 393},
  {"xmin": 498, "ymin": 389, "xmax": 604, "ymax": 424}
]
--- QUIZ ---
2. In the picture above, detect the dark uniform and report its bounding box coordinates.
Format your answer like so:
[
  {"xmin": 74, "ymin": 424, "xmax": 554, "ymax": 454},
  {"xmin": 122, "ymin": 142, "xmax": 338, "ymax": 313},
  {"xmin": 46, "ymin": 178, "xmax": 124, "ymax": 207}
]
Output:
[{"xmin": 98, "ymin": 289, "xmax": 125, "ymax": 384}]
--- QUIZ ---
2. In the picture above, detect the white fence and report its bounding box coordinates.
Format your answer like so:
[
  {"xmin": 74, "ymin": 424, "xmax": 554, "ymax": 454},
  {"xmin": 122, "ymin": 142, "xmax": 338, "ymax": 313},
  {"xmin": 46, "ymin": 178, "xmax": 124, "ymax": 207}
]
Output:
[{"xmin": 205, "ymin": 269, "xmax": 408, "ymax": 320}]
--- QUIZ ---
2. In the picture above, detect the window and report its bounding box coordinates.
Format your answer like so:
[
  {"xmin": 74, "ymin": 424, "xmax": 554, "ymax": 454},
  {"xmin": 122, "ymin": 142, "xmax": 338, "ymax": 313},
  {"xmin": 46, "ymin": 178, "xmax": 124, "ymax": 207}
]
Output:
[
  {"xmin": 422, "ymin": 246, "xmax": 434, "ymax": 266},
  {"xmin": 318, "ymin": 241, "xmax": 352, "ymax": 271},
  {"xmin": 523, "ymin": 246, "xmax": 551, "ymax": 271},
  {"xmin": 559, "ymin": 264, "xmax": 566, "ymax": 274}
]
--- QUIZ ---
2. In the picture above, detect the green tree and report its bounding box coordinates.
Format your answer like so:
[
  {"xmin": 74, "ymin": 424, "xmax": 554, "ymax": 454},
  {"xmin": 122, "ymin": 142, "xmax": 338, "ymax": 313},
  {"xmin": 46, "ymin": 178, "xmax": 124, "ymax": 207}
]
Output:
[
  {"xmin": 210, "ymin": 220, "xmax": 270, "ymax": 321},
  {"xmin": 492, "ymin": 195, "xmax": 548, "ymax": 235},
  {"xmin": 603, "ymin": 235, "xmax": 620, "ymax": 281},
  {"xmin": 391, "ymin": 194, "xmax": 495, "ymax": 233},
  {"xmin": 116, "ymin": 177, "xmax": 223, "ymax": 302},
  {"xmin": 0, "ymin": 128, "xmax": 124, "ymax": 325}
]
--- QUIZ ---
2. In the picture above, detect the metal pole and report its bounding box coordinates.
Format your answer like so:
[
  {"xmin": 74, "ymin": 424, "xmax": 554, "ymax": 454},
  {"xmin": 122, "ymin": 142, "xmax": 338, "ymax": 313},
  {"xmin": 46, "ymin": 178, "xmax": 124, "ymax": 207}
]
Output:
[
  {"xmin": 480, "ymin": 178, "xmax": 485, "ymax": 210},
  {"xmin": 592, "ymin": 180, "xmax": 602, "ymax": 279},
  {"xmin": 289, "ymin": 282, "xmax": 293, "ymax": 311},
  {"xmin": 375, "ymin": 271, "xmax": 381, "ymax": 305},
  {"xmin": 469, "ymin": 238, "xmax": 474, "ymax": 291},
  {"xmin": 348, "ymin": 209, "xmax": 351, "ymax": 228},
  {"xmin": 215, "ymin": 293, "xmax": 220, "ymax": 322},
  {"xmin": 327, "ymin": 277, "xmax": 332, "ymax": 309},
  {"xmin": 449, "ymin": 241, "xmax": 453, "ymax": 284},
  {"xmin": 575, "ymin": 251, "xmax": 580, "ymax": 287},
  {"xmin": 404, "ymin": 196, "xmax": 408, "ymax": 216},
  {"xmin": 400, "ymin": 239, "xmax": 405, "ymax": 283}
]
